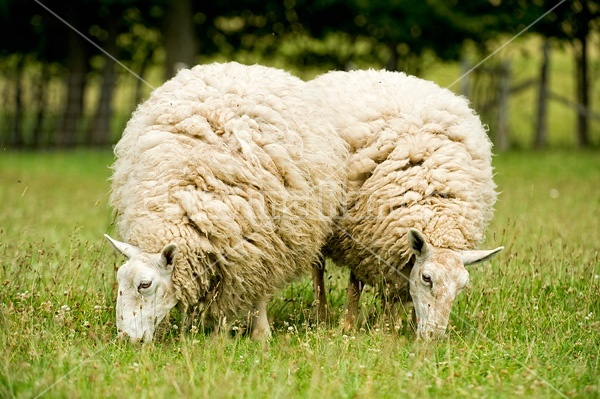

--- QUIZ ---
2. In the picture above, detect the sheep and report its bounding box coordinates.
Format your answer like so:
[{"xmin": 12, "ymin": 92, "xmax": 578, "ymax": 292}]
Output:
[
  {"xmin": 104, "ymin": 61, "xmax": 348, "ymax": 343},
  {"xmin": 308, "ymin": 69, "xmax": 503, "ymax": 339}
]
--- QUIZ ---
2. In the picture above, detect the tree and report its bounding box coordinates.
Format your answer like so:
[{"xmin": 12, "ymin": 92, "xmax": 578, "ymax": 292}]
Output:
[
  {"xmin": 570, "ymin": 0, "xmax": 596, "ymax": 147},
  {"xmin": 163, "ymin": 0, "xmax": 198, "ymax": 80},
  {"xmin": 59, "ymin": 6, "xmax": 92, "ymax": 147},
  {"xmin": 0, "ymin": 0, "xmax": 68, "ymax": 147},
  {"xmin": 535, "ymin": 40, "xmax": 551, "ymax": 149},
  {"xmin": 516, "ymin": 0, "xmax": 600, "ymax": 148},
  {"xmin": 3, "ymin": 0, "xmax": 167, "ymax": 147}
]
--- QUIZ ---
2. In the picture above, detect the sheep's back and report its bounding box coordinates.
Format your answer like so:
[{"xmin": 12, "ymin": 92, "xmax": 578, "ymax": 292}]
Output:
[
  {"xmin": 109, "ymin": 62, "xmax": 347, "ymax": 320},
  {"xmin": 310, "ymin": 69, "xmax": 496, "ymax": 288}
]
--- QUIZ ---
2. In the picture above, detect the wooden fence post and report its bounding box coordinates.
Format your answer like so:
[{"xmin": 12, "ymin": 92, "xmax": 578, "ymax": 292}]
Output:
[{"xmin": 534, "ymin": 40, "xmax": 550, "ymax": 149}]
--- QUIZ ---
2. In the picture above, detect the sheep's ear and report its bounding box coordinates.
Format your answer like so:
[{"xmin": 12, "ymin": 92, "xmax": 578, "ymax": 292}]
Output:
[
  {"xmin": 104, "ymin": 234, "xmax": 141, "ymax": 259},
  {"xmin": 460, "ymin": 247, "xmax": 504, "ymax": 266},
  {"xmin": 408, "ymin": 228, "xmax": 430, "ymax": 258},
  {"xmin": 160, "ymin": 243, "xmax": 178, "ymax": 274}
]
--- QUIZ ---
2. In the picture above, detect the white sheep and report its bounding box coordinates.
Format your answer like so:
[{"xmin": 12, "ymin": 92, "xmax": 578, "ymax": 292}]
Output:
[
  {"xmin": 105, "ymin": 62, "xmax": 348, "ymax": 343},
  {"xmin": 308, "ymin": 69, "xmax": 503, "ymax": 339}
]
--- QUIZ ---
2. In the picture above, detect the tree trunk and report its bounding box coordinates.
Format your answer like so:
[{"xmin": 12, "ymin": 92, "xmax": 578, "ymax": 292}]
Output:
[
  {"xmin": 574, "ymin": 42, "xmax": 589, "ymax": 148},
  {"xmin": 385, "ymin": 42, "xmax": 399, "ymax": 71},
  {"xmin": 10, "ymin": 55, "xmax": 25, "ymax": 148},
  {"xmin": 88, "ymin": 14, "xmax": 118, "ymax": 147},
  {"xmin": 495, "ymin": 61, "xmax": 510, "ymax": 152},
  {"xmin": 60, "ymin": 30, "xmax": 88, "ymax": 147},
  {"xmin": 32, "ymin": 64, "xmax": 50, "ymax": 149},
  {"xmin": 134, "ymin": 52, "xmax": 152, "ymax": 105},
  {"xmin": 574, "ymin": 1, "xmax": 590, "ymax": 148},
  {"xmin": 534, "ymin": 40, "xmax": 550, "ymax": 149},
  {"xmin": 459, "ymin": 57, "xmax": 471, "ymax": 97},
  {"xmin": 163, "ymin": 0, "xmax": 198, "ymax": 80}
]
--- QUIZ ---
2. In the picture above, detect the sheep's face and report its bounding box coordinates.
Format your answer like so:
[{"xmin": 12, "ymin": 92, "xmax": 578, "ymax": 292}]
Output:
[
  {"xmin": 105, "ymin": 235, "xmax": 179, "ymax": 344},
  {"xmin": 407, "ymin": 229, "xmax": 503, "ymax": 340}
]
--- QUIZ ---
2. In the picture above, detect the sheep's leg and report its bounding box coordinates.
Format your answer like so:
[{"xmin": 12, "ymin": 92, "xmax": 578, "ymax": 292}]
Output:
[
  {"xmin": 250, "ymin": 298, "xmax": 272, "ymax": 341},
  {"xmin": 343, "ymin": 271, "xmax": 364, "ymax": 331},
  {"xmin": 311, "ymin": 253, "xmax": 327, "ymax": 323}
]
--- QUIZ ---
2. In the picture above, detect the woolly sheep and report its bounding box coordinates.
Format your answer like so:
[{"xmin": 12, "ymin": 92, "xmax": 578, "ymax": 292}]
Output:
[
  {"xmin": 104, "ymin": 62, "xmax": 348, "ymax": 343},
  {"xmin": 309, "ymin": 69, "xmax": 503, "ymax": 339}
]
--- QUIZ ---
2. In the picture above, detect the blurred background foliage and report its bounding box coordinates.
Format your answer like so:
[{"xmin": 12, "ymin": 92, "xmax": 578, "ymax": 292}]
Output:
[{"xmin": 0, "ymin": 0, "xmax": 598, "ymax": 150}]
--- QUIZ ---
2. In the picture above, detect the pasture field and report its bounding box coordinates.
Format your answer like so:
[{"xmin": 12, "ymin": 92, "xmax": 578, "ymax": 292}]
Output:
[{"xmin": 0, "ymin": 149, "xmax": 598, "ymax": 398}]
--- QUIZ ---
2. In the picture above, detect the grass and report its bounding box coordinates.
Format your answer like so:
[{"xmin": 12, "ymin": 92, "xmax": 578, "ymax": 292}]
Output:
[{"xmin": 0, "ymin": 149, "xmax": 598, "ymax": 398}]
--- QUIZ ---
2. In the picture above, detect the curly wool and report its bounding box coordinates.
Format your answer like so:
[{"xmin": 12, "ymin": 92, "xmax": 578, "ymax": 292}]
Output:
[
  {"xmin": 308, "ymin": 69, "xmax": 497, "ymax": 294},
  {"xmin": 109, "ymin": 62, "xmax": 348, "ymax": 324}
]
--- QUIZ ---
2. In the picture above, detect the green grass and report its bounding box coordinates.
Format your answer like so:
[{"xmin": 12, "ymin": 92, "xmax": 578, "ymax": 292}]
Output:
[{"xmin": 0, "ymin": 150, "xmax": 598, "ymax": 398}]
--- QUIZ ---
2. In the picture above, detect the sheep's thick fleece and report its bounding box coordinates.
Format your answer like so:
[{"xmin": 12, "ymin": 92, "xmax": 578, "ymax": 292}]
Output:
[
  {"xmin": 109, "ymin": 62, "xmax": 347, "ymax": 325},
  {"xmin": 309, "ymin": 69, "xmax": 497, "ymax": 295}
]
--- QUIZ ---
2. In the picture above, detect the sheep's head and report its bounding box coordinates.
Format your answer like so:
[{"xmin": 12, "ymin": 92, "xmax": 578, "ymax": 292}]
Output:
[
  {"xmin": 407, "ymin": 229, "xmax": 503, "ymax": 340},
  {"xmin": 104, "ymin": 234, "xmax": 179, "ymax": 344}
]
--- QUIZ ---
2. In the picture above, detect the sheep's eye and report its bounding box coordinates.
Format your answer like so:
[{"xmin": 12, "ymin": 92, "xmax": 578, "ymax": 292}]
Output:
[
  {"xmin": 422, "ymin": 274, "xmax": 432, "ymax": 286},
  {"xmin": 138, "ymin": 281, "xmax": 152, "ymax": 290}
]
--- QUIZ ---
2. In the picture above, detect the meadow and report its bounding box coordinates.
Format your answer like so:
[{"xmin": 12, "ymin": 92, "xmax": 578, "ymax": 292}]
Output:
[{"xmin": 0, "ymin": 148, "xmax": 598, "ymax": 398}]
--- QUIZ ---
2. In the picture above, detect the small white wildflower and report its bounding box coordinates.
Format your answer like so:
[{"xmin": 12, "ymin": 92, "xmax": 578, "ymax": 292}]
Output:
[{"xmin": 17, "ymin": 291, "xmax": 31, "ymax": 300}]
